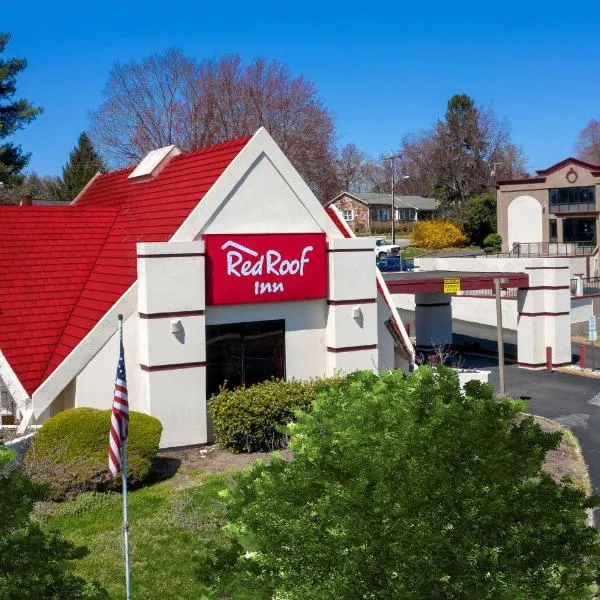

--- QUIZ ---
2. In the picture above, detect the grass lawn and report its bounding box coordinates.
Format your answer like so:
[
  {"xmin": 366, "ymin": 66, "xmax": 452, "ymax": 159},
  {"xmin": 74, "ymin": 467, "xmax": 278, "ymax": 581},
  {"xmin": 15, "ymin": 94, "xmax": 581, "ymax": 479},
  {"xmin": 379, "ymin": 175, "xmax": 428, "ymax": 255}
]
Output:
[
  {"xmin": 38, "ymin": 468, "xmax": 269, "ymax": 600},
  {"xmin": 400, "ymin": 247, "xmax": 431, "ymax": 259}
]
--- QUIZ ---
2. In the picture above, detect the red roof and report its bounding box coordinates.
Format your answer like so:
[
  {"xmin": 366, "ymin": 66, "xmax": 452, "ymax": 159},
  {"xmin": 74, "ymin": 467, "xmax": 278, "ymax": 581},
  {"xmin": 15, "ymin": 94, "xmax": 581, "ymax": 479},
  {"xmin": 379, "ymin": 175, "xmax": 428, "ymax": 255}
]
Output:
[{"xmin": 0, "ymin": 136, "xmax": 250, "ymax": 396}]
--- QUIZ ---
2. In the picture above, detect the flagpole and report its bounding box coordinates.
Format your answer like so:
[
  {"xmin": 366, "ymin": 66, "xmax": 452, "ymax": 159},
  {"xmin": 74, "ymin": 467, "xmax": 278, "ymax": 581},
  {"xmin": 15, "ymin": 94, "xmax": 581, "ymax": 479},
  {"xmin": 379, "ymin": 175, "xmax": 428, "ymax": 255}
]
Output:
[
  {"xmin": 118, "ymin": 314, "xmax": 132, "ymax": 600},
  {"xmin": 122, "ymin": 439, "xmax": 132, "ymax": 600}
]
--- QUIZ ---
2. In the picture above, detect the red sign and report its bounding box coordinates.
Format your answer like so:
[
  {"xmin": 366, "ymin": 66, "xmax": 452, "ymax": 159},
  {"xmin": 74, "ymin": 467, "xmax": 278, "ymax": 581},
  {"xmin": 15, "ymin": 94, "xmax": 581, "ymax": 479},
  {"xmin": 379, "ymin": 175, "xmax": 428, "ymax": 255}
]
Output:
[{"xmin": 204, "ymin": 233, "xmax": 327, "ymax": 305}]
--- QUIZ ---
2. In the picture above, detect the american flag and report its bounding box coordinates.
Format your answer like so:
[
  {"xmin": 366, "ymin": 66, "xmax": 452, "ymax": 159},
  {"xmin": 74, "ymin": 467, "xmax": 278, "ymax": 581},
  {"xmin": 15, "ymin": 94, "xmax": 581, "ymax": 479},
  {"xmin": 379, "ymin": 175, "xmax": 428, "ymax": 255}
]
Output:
[{"xmin": 108, "ymin": 332, "xmax": 129, "ymax": 478}]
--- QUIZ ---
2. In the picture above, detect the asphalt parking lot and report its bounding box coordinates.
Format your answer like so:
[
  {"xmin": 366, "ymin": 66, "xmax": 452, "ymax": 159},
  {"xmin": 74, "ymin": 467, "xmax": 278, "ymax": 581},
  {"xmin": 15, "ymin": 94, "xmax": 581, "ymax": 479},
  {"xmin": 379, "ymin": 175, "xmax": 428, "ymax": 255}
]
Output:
[{"xmin": 462, "ymin": 359, "xmax": 600, "ymax": 523}]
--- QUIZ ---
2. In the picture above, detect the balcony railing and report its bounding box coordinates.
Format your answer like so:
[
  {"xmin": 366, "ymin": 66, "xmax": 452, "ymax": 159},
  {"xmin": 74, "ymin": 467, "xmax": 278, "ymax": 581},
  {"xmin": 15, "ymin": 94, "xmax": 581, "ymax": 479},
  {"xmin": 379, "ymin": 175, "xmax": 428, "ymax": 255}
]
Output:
[
  {"xmin": 551, "ymin": 202, "xmax": 597, "ymax": 214},
  {"xmin": 571, "ymin": 277, "xmax": 600, "ymax": 296},
  {"xmin": 510, "ymin": 241, "xmax": 596, "ymax": 257}
]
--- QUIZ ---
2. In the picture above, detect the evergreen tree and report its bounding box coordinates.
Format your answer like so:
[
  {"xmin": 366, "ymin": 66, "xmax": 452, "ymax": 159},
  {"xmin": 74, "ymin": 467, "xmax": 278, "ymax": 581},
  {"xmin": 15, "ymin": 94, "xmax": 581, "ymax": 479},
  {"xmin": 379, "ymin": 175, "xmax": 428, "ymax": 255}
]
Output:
[
  {"xmin": 0, "ymin": 33, "xmax": 43, "ymax": 184},
  {"xmin": 53, "ymin": 132, "xmax": 105, "ymax": 201}
]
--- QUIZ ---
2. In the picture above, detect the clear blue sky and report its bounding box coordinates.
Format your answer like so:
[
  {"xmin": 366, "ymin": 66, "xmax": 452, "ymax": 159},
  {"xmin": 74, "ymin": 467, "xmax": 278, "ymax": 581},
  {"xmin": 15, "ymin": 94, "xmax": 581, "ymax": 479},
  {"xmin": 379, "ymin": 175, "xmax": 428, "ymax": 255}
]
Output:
[{"xmin": 6, "ymin": 0, "xmax": 600, "ymax": 176}]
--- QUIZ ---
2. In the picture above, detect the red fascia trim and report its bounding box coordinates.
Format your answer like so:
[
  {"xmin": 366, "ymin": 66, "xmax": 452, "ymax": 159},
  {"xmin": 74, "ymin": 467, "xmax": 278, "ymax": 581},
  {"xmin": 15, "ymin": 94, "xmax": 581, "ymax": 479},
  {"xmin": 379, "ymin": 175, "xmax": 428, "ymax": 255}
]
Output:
[
  {"xmin": 496, "ymin": 176, "xmax": 546, "ymax": 186},
  {"xmin": 137, "ymin": 252, "xmax": 205, "ymax": 258},
  {"xmin": 140, "ymin": 361, "xmax": 206, "ymax": 372},
  {"xmin": 385, "ymin": 273, "xmax": 529, "ymax": 294},
  {"xmin": 327, "ymin": 298, "xmax": 376, "ymax": 305},
  {"xmin": 327, "ymin": 344, "xmax": 377, "ymax": 353},
  {"xmin": 518, "ymin": 311, "xmax": 569, "ymax": 317},
  {"xmin": 536, "ymin": 157, "xmax": 600, "ymax": 175},
  {"xmin": 139, "ymin": 310, "xmax": 205, "ymax": 319}
]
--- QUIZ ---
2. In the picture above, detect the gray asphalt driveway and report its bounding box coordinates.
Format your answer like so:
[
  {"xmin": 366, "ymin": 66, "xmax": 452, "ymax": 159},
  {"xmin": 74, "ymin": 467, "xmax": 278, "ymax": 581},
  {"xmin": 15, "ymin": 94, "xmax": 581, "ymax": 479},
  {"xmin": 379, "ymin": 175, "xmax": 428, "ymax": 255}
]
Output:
[{"xmin": 483, "ymin": 364, "xmax": 600, "ymax": 520}]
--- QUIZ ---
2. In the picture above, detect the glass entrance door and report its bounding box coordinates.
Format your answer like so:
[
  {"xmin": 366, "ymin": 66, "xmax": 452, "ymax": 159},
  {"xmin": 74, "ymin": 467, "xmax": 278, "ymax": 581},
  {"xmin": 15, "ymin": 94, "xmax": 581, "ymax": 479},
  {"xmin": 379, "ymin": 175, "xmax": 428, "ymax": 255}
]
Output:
[{"xmin": 206, "ymin": 319, "xmax": 285, "ymax": 400}]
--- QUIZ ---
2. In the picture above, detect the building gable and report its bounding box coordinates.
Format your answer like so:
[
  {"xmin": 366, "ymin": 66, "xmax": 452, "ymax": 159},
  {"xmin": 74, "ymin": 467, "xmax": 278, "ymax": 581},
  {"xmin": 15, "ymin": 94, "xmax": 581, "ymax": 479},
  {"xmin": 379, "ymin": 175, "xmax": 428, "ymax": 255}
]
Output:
[{"xmin": 29, "ymin": 128, "xmax": 344, "ymax": 420}]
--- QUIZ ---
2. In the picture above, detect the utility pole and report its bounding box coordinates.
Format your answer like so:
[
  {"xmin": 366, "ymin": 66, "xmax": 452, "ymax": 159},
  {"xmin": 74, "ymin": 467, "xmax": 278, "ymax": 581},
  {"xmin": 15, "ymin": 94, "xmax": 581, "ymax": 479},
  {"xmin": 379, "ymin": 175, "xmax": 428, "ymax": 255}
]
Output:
[{"xmin": 384, "ymin": 154, "xmax": 402, "ymax": 245}]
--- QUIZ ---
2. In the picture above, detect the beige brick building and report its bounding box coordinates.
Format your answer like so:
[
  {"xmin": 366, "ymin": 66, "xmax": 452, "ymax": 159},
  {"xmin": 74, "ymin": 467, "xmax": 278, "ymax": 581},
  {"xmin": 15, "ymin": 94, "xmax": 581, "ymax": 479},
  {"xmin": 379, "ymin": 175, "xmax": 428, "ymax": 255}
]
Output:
[
  {"xmin": 497, "ymin": 158, "xmax": 600, "ymax": 253},
  {"xmin": 326, "ymin": 192, "xmax": 438, "ymax": 235}
]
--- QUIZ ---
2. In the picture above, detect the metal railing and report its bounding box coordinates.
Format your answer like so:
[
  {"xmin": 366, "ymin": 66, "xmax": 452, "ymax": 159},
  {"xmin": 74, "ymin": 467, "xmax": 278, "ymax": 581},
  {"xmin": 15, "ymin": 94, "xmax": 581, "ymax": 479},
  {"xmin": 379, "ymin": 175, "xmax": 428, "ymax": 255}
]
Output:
[
  {"xmin": 550, "ymin": 202, "xmax": 596, "ymax": 214},
  {"xmin": 571, "ymin": 277, "xmax": 600, "ymax": 296},
  {"xmin": 461, "ymin": 288, "xmax": 518, "ymax": 299},
  {"xmin": 510, "ymin": 241, "xmax": 596, "ymax": 257}
]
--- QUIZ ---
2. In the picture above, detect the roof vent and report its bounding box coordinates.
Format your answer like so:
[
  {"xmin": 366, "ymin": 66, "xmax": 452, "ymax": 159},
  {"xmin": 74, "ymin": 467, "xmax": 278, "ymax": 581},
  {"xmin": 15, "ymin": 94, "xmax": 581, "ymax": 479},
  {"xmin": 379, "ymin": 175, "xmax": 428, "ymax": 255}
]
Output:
[{"xmin": 128, "ymin": 145, "xmax": 182, "ymax": 182}]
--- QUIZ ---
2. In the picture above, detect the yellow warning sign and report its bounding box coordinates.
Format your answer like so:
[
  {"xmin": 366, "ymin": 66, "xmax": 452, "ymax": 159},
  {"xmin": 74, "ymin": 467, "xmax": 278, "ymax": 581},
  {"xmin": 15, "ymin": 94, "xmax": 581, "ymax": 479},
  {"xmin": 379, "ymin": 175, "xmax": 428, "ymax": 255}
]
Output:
[{"xmin": 443, "ymin": 277, "xmax": 461, "ymax": 294}]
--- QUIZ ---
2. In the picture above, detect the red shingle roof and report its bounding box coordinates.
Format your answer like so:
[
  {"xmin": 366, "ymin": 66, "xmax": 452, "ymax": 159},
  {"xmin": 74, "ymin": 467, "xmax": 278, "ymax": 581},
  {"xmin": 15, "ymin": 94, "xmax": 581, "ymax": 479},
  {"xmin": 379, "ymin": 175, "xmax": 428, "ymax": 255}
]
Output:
[{"xmin": 0, "ymin": 136, "xmax": 250, "ymax": 396}]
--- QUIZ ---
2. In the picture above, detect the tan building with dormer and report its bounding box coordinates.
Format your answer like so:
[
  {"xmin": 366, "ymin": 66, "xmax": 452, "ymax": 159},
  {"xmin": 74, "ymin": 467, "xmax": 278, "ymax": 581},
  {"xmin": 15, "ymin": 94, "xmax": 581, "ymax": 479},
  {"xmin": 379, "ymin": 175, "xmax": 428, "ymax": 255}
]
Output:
[{"xmin": 497, "ymin": 158, "xmax": 600, "ymax": 253}]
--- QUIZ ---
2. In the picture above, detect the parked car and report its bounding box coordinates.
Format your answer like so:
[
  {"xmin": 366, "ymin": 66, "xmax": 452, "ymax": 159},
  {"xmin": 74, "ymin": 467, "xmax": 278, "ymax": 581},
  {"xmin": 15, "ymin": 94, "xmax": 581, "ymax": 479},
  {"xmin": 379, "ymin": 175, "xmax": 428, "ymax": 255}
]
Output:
[
  {"xmin": 376, "ymin": 256, "xmax": 415, "ymax": 272},
  {"xmin": 373, "ymin": 237, "xmax": 401, "ymax": 260}
]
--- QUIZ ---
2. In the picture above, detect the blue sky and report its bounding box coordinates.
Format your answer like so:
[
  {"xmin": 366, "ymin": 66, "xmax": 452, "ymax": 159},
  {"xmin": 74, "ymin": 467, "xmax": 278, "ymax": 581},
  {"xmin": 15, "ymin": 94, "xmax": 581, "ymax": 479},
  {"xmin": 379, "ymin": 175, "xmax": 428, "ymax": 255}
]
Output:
[{"xmin": 6, "ymin": 0, "xmax": 600, "ymax": 176}]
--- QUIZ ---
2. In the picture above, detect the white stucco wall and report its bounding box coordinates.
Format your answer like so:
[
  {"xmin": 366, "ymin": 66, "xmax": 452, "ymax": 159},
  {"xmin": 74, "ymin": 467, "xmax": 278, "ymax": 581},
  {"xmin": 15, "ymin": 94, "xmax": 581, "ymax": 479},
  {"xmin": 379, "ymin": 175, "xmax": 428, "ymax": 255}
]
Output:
[
  {"xmin": 377, "ymin": 295, "xmax": 395, "ymax": 372},
  {"xmin": 74, "ymin": 311, "xmax": 144, "ymax": 412},
  {"xmin": 201, "ymin": 153, "xmax": 324, "ymax": 235},
  {"xmin": 571, "ymin": 296, "xmax": 594, "ymax": 324},
  {"xmin": 507, "ymin": 195, "xmax": 543, "ymax": 249}
]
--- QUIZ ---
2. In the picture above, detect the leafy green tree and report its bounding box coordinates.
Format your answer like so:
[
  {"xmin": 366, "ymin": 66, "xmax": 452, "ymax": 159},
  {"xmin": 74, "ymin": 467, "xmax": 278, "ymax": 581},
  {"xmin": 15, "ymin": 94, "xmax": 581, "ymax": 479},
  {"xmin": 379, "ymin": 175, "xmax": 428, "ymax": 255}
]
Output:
[
  {"xmin": 453, "ymin": 192, "xmax": 497, "ymax": 246},
  {"xmin": 0, "ymin": 447, "xmax": 108, "ymax": 600},
  {"xmin": 0, "ymin": 33, "xmax": 43, "ymax": 185},
  {"xmin": 224, "ymin": 368, "xmax": 600, "ymax": 600},
  {"xmin": 52, "ymin": 133, "xmax": 105, "ymax": 201}
]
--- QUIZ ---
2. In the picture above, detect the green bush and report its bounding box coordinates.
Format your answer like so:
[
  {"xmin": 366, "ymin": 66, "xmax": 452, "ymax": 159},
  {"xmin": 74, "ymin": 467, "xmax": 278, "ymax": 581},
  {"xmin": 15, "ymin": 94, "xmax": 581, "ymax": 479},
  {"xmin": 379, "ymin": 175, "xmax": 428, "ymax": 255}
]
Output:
[
  {"xmin": 224, "ymin": 368, "xmax": 600, "ymax": 599},
  {"xmin": 24, "ymin": 408, "xmax": 162, "ymax": 500},
  {"xmin": 209, "ymin": 378, "xmax": 334, "ymax": 453},
  {"xmin": 483, "ymin": 232, "xmax": 502, "ymax": 249}
]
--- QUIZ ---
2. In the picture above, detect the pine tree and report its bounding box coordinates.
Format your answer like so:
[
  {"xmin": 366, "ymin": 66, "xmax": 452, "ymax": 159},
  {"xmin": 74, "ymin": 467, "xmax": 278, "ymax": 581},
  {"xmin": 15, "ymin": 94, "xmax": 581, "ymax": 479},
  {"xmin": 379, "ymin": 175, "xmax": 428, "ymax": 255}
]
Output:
[
  {"xmin": 0, "ymin": 32, "xmax": 43, "ymax": 184},
  {"xmin": 54, "ymin": 132, "xmax": 105, "ymax": 201}
]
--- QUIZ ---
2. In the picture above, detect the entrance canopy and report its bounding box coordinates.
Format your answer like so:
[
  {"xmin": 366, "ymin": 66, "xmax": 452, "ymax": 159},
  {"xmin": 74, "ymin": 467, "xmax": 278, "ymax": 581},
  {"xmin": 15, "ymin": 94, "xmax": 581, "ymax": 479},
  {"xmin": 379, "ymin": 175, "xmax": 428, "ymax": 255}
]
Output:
[{"xmin": 383, "ymin": 271, "xmax": 529, "ymax": 294}]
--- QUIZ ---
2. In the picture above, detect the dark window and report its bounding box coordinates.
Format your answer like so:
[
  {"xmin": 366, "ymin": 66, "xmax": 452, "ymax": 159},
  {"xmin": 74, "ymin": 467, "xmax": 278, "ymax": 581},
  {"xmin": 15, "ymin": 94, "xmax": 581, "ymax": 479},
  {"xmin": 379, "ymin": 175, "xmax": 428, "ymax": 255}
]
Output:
[
  {"xmin": 563, "ymin": 218, "xmax": 596, "ymax": 244},
  {"xmin": 206, "ymin": 320, "xmax": 285, "ymax": 399},
  {"xmin": 549, "ymin": 186, "xmax": 595, "ymax": 212},
  {"xmin": 549, "ymin": 219, "xmax": 557, "ymax": 242}
]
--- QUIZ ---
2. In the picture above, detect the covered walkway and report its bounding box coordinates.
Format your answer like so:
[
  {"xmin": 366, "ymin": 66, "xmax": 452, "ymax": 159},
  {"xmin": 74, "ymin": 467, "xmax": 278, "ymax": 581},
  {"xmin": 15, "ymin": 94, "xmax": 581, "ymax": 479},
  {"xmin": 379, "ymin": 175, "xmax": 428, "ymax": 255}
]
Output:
[{"xmin": 384, "ymin": 259, "xmax": 572, "ymax": 369}]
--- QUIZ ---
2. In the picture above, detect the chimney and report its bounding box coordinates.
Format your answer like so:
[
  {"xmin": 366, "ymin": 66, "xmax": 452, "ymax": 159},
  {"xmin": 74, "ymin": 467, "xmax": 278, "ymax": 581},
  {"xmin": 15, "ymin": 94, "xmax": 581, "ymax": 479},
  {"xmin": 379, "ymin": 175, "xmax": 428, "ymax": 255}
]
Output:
[{"xmin": 128, "ymin": 145, "xmax": 182, "ymax": 182}]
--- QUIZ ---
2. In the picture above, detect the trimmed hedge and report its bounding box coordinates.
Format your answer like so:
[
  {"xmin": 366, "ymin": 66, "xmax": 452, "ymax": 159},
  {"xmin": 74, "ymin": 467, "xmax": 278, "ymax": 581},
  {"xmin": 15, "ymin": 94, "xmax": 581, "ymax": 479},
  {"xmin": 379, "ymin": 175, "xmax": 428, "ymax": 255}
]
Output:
[
  {"xmin": 24, "ymin": 408, "xmax": 162, "ymax": 500},
  {"xmin": 410, "ymin": 221, "xmax": 467, "ymax": 249},
  {"xmin": 209, "ymin": 378, "xmax": 335, "ymax": 453}
]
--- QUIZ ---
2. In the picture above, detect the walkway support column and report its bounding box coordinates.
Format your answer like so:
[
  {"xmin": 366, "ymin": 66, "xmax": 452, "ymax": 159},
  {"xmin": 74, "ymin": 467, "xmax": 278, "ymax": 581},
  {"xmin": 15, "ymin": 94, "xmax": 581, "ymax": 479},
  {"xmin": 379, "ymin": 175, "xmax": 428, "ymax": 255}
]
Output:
[
  {"xmin": 137, "ymin": 241, "xmax": 207, "ymax": 448},
  {"xmin": 326, "ymin": 238, "xmax": 378, "ymax": 375},
  {"xmin": 517, "ymin": 261, "xmax": 571, "ymax": 369},
  {"xmin": 415, "ymin": 292, "xmax": 453, "ymax": 351}
]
